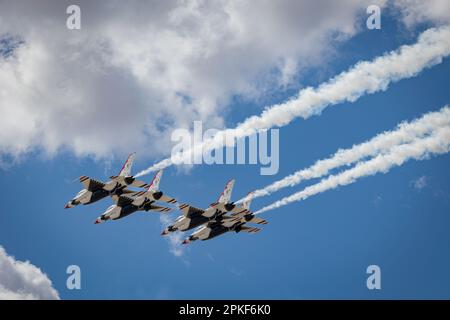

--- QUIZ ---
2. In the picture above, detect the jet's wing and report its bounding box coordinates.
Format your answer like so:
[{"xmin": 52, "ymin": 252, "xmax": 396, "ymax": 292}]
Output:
[
  {"xmin": 121, "ymin": 189, "xmax": 144, "ymax": 196},
  {"xmin": 229, "ymin": 206, "xmax": 252, "ymax": 216},
  {"xmin": 108, "ymin": 175, "xmax": 150, "ymax": 189},
  {"xmin": 146, "ymin": 204, "xmax": 172, "ymax": 213},
  {"xmin": 111, "ymin": 194, "xmax": 135, "ymax": 207},
  {"xmin": 244, "ymin": 215, "xmax": 268, "ymax": 225},
  {"xmin": 178, "ymin": 203, "xmax": 205, "ymax": 218},
  {"xmin": 221, "ymin": 214, "xmax": 268, "ymax": 227},
  {"xmin": 238, "ymin": 226, "xmax": 261, "ymax": 233},
  {"xmin": 132, "ymin": 190, "xmax": 177, "ymax": 205},
  {"xmin": 157, "ymin": 193, "xmax": 177, "ymax": 205},
  {"xmin": 209, "ymin": 202, "xmax": 251, "ymax": 217},
  {"xmin": 79, "ymin": 176, "xmax": 105, "ymax": 192},
  {"xmin": 220, "ymin": 216, "xmax": 241, "ymax": 228}
]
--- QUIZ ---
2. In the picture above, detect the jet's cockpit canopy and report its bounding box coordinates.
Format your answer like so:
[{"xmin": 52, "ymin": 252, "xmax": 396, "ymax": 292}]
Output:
[
  {"xmin": 194, "ymin": 225, "xmax": 206, "ymax": 232},
  {"xmin": 76, "ymin": 189, "xmax": 87, "ymax": 198}
]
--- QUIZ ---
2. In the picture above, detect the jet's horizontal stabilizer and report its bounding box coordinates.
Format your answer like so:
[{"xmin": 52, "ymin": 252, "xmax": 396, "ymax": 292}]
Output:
[
  {"xmin": 238, "ymin": 226, "xmax": 261, "ymax": 233},
  {"xmin": 222, "ymin": 214, "xmax": 268, "ymax": 226},
  {"xmin": 220, "ymin": 216, "xmax": 240, "ymax": 228},
  {"xmin": 244, "ymin": 215, "xmax": 268, "ymax": 225},
  {"xmin": 157, "ymin": 194, "xmax": 177, "ymax": 204},
  {"xmin": 146, "ymin": 204, "xmax": 172, "ymax": 213}
]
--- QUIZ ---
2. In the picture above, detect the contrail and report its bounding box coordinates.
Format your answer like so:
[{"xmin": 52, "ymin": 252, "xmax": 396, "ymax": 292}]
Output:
[
  {"xmin": 237, "ymin": 106, "xmax": 450, "ymax": 203},
  {"xmin": 255, "ymin": 125, "xmax": 450, "ymax": 214},
  {"xmin": 136, "ymin": 26, "xmax": 450, "ymax": 177}
]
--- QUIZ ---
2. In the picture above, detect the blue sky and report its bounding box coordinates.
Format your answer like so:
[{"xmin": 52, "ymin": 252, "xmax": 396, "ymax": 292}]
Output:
[{"xmin": 1, "ymin": 2, "xmax": 450, "ymax": 299}]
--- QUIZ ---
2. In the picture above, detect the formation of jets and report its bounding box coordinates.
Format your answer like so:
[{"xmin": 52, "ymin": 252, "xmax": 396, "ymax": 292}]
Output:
[{"xmin": 65, "ymin": 153, "xmax": 267, "ymax": 244}]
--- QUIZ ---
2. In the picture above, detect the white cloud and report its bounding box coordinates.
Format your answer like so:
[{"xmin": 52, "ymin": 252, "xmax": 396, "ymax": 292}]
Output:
[
  {"xmin": 159, "ymin": 214, "xmax": 185, "ymax": 257},
  {"xmin": 0, "ymin": 0, "xmax": 385, "ymax": 163},
  {"xmin": 0, "ymin": 246, "xmax": 59, "ymax": 300},
  {"xmin": 394, "ymin": 0, "xmax": 450, "ymax": 27}
]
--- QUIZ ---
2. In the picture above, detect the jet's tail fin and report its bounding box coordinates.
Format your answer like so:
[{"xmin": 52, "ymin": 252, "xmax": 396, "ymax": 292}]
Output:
[
  {"xmin": 148, "ymin": 170, "xmax": 163, "ymax": 192},
  {"xmin": 118, "ymin": 153, "xmax": 136, "ymax": 177},
  {"xmin": 218, "ymin": 179, "xmax": 235, "ymax": 204}
]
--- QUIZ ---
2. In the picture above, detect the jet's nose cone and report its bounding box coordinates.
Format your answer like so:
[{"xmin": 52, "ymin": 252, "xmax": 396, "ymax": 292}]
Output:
[
  {"xmin": 161, "ymin": 230, "xmax": 169, "ymax": 236},
  {"xmin": 94, "ymin": 218, "xmax": 101, "ymax": 224},
  {"xmin": 64, "ymin": 203, "xmax": 71, "ymax": 209},
  {"xmin": 181, "ymin": 239, "xmax": 190, "ymax": 245}
]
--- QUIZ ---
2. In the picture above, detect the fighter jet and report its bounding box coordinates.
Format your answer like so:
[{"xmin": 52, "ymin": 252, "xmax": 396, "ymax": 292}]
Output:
[
  {"xmin": 181, "ymin": 194, "xmax": 267, "ymax": 244},
  {"xmin": 65, "ymin": 153, "xmax": 149, "ymax": 208},
  {"xmin": 161, "ymin": 180, "xmax": 256, "ymax": 235},
  {"xmin": 94, "ymin": 170, "xmax": 177, "ymax": 224}
]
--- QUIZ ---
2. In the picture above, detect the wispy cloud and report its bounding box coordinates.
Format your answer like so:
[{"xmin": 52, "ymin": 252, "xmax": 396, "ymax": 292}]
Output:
[
  {"xmin": 373, "ymin": 195, "xmax": 382, "ymax": 207},
  {"xmin": 229, "ymin": 267, "xmax": 244, "ymax": 277},
  {"xmin": 159, "ymin": 214, "xmax": 186, "ymax": 258},
  {"xmin": 412, "ymin": 175, "xmax": 428, "ymax": 190},
  {"xmin": 394, "ymin": 0, "xmax": 450, "ymax": 27},
  {"xmin": 206, "ymin": 253, "xmax": 215, "ymax": 262}
]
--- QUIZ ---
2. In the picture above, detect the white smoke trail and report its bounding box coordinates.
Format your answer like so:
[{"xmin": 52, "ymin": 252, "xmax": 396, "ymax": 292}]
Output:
[
  {"xmin": 136, "ymin": 26, "xmax": 450, "ymax": 177},
  {"xmin": 255, "ymin": 126, "xmax": 450, "ymax": 214},
  {"xmin": 237, "ymin": 106, "xmax": 450, "ymax": 203}
]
